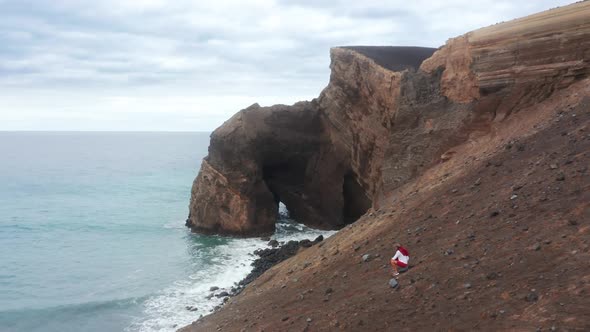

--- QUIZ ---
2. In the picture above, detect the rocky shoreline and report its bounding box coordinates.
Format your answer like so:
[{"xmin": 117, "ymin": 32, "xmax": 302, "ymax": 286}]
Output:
[{"xmin": 186, "ymin": 236, "xmax": 324, "ymax": 318}]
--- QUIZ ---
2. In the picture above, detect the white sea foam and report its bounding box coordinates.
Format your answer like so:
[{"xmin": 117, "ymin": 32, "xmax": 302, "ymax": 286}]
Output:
[
  {"xmin": 129, "ymin": 238, "xmax": 263, "ymax": 332},
  {"xmin": 130, "ymin": 208, "xmax": 337, "ymax": 332}
]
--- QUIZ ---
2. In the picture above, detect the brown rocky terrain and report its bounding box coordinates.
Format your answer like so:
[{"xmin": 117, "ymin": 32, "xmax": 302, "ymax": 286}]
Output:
[{"xmin": 182, "ymin": 2, "xmax": 590, "ymax": 331}]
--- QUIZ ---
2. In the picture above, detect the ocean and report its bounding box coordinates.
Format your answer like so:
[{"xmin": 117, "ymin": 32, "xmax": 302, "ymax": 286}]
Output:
[{"xmin": 0, "ymin": 132, "xmax": 335, "ymax": 332}]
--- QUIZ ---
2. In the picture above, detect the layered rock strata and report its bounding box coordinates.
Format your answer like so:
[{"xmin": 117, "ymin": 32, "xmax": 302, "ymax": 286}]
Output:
[{"xmin": 187, "ymin": 1, "xmax": 590, "ymax": 236}]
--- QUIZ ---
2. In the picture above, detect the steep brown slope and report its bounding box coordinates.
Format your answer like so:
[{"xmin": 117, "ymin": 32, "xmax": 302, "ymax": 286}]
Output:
[
  {"xmin": 181, "ymin": 76, "xmax": 590, "ymax": 332},
  {"xmin": 182, "ymin": 2, "xmax": 590, "ymax": 331}
]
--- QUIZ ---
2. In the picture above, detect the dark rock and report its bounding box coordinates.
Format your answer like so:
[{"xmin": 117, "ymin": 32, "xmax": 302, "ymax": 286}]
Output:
[
  {"xmin": 556, "ymin": 173, "xmax": 566, "ymax": 181},
  {"xmin": 282, "ymin": 316, "xmax": 289, "ymax": 322},
  {"xmin": 486, "ymin": 272, "xmax": 499, "ymax": 280},
  {"xmin": 186, "ymin": 306, "xmax": 198, "ymax": 311},
  {"xmin": 512, "ymin": 184, "xmax": 524, "ymax": 191},
  {"xmin": 532, "ymin": 243, "xmax": 541, "ymax": 251},
  {"xmin": 389, "ymin": 278, "xmax": 399, "ymax": 288},
  {"xmin": 490, "ymin": 211, "xmax": 500, "ymax": 218},
  {"xmin": 526, "ymin": 292, "xmax": 539, "ymax": 302},
  {"xmin": 444, "ymin": 249, "xmax": 454, "ymax": 256},
  {"xmin": 209, "ymin": 286, "xmax": 219, "ymax": 292},
  {"xmin": 325, "ymin": 288, "xmax": 333, "ymax": 295},
  {"xmin": 299, "ymin": 239, "xmax": 312, "ymax": 248},
  {"xmin": 216, "ymin": 291, "xmax": 229, "ymax": 298},
  {"xmin": 313, "ymin": 235, "xmax": 324, "ymax": 243},
  {"xmin": 261, "ymin": 236, "xmax": 271, "ymax": 241},
  {"xmin": 239, "ymin": 240, "xmax": 301, "ymax": 286},
  {"xmin": 268, "ymin": 239, "xmax": 279, "ymax": 247},
  {"xmin": 568, "ymin": 219, "xmax": 578, "ymax": 226}
]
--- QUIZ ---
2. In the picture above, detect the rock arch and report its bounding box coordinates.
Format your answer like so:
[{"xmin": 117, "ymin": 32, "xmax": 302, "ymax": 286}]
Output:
[{"xmin": 187, "ymin": 47, "xmax": 439, "ymax": 236}]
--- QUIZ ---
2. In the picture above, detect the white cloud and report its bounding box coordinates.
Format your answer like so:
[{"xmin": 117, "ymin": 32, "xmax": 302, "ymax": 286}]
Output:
[{"xmin": 0, "ymin": 0, "xmax": 577, "ymax": 130}]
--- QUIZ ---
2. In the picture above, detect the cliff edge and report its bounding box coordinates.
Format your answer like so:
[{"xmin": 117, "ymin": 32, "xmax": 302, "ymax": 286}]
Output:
[
  {"xmin": 183, "ymin": 2, "xmax": 590, "ymax": 331},
  {"xmin": 187, "ymin": 1, "xmax": 589, "ymax": 237}
]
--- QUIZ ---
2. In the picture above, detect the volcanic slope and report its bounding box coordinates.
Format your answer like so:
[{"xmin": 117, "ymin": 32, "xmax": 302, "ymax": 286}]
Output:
[
  {"xmin": 182, "ymin": 80, "xmax": 589, "ymax": 332},
  {"xmin": 181, "ymin": 3, "xmax": 590, "ymax": 331}
]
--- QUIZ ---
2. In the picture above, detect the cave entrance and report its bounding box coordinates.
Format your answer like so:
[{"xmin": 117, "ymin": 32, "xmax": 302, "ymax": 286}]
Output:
[
  {"xmin": 262, "ymin": 161, "xmax": 306, "ymax": 221},
  {"xmin": 262, "ymin": 162, "xmax": 372, "ymax": 229},
  {"xmin": 342, "ymin": 171, "xmax": 371, "ymax": 225}
]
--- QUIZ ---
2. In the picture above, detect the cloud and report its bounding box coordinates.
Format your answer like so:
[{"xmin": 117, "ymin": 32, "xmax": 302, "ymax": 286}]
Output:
[{"xmin": 0, "ymin": 0, "xmax": 577, "ymax": 130}]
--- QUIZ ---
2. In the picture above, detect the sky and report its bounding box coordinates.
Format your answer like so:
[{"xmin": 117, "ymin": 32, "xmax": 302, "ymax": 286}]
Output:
[{"xmin": 0, "ymin": 0, "xmax": 576, "ymax": 131}]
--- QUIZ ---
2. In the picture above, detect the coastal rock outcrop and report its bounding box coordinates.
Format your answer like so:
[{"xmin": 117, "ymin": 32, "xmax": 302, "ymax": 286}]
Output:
[
  {"xmin": 188, "ymin": 47, "xmax": 436, "ymax": 235},
  {"xmin": 187, "ymin": 1, "xmax": 590, "ymax": 237},
  {"xmin": 188, "ymin": 101, "xmax": 325, "ymax": 236}
]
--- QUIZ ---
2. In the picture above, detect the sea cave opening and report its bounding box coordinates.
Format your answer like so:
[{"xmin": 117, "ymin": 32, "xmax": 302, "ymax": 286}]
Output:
[
  {"xmin": 261, "ymin": 161, "xmax": 305, "ymax": 220},
  {"xmin": 261, "ymin": 161, "xmax": 372, "ymax": 230},
  {"xmin": 342, "ymin": 171, "xmax": 371, "ymax": 225}
]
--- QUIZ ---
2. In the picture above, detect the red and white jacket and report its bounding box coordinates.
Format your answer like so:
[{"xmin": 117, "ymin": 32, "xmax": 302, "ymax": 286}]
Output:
[{"xmin": 392, "ymin": 247, "xmax": 410, "ymax": 265}]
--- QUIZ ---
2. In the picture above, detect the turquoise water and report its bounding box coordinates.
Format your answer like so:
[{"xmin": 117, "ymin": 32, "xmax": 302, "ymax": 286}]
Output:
[{"xmin": 0, "ymin": 132, "xmax": 334, "ymax": 332}]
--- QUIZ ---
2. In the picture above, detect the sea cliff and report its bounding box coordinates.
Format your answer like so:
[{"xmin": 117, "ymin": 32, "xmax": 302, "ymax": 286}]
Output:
[{"xmin": 183, "ymin": 2, "xmax": 590, "ymax": 330}]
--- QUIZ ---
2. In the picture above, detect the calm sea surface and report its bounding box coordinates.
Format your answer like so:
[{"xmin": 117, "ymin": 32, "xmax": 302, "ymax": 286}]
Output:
[{"xmin": 0, "ymin": 132, "xmax": 333, "ymax": 332}]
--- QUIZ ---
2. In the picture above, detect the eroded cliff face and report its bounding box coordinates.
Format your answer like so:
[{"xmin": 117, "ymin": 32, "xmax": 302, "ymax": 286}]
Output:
[
  {"xmin": 188, "ymin": 46, "xmax": 435, "ymax": 236},
  {"xmin": 188, "ymin": 101, "xmax": 326, "ymax": 236},
  {"xmin": 187, "ymin": 1, "xmax": 590, "ymax": 236}
]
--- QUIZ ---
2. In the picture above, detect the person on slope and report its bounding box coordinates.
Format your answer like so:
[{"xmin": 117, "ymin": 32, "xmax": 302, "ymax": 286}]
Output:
[{"xmin": 390, "ymin": 243, "xmax": 410, "ymax": 276}]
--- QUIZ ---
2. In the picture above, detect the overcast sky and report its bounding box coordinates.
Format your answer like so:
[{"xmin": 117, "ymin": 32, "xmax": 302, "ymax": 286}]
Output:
[{"xmin": 0, "ymin": 0, "xmax": 576, "ymax": 131}]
